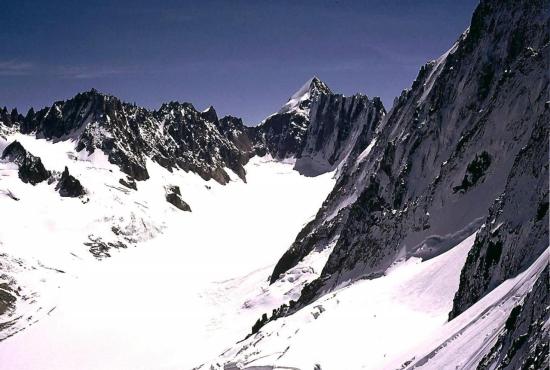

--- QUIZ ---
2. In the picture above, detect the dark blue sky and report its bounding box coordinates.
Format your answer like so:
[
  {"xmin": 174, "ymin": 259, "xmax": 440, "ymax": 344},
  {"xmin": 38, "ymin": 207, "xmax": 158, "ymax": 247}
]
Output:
[{"xmin": 1, "ymin": 0, "xmax": 478, "ymax": 124}]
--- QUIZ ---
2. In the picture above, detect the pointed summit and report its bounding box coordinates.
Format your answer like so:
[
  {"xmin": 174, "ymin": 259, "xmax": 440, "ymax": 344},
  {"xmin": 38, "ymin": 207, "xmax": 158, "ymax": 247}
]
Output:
[
  {"xmin": 308, "ymin": 76, "xmax": 332, "ymax": 97},
  {"xmin": 278, "ymin": 76, "xmax": 332, "ymax": 115},
  {"xmin": 79, "ymin": 88, "xmax": 109, "ymax": 100},
  {"xmin": 200, "ymin": 105, "xmax": 218, "ymax": 122}
]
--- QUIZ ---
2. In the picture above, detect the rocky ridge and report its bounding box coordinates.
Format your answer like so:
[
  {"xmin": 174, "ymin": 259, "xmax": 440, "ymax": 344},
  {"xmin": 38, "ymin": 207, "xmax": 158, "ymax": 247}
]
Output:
[{"xmin": 1, "ymin": 78, "xmax": 384, "ymax": 186}]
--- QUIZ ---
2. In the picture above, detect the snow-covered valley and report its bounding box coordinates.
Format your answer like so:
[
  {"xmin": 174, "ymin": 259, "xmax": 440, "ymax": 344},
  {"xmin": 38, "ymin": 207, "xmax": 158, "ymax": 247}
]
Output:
[
  {"xmin": 0, "ymin": 1, "xmax": 548, "ymax": 368},
  {"xmin": 0, "ymin": 132, "xmax": 545, "ymax": 370},
  {"xmin": 0, "ymin": 134, "xmax": 336, "ymax": 369}
]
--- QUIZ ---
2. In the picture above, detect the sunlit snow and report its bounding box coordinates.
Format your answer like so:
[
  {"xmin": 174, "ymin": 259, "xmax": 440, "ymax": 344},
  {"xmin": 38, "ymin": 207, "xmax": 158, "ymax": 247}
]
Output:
[
  {"xmin": 0, "ymin": 134, "xmax": 335, "ymax": 369},
  {"xmin": 0, "ymin": 132, "xmax": 545, "ymax": 370}
]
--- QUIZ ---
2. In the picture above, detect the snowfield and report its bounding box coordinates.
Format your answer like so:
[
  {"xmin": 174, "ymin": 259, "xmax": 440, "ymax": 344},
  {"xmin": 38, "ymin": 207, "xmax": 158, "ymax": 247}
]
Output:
[
  {"xmin": 0, "ymin": 133, "xmax": 546, "ymax": 370},
  {"xmin": 0, "ymin": 133, "xmax": 335, "ymax": 369}
]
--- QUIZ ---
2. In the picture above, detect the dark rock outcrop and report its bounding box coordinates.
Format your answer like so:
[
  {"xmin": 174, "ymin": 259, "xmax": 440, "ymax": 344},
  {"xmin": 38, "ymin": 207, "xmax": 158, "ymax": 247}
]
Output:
[
  {"xmin": 56, "ymin": 166, "xmax": 85, "ymax": 197},
  {"xmin": 0, "ymin": 107, "xmax": 23, "ymax": 138},
  {"xmin": 1, "ymin": 141, "xmax": 50, "ymax": 185},
  {"xmin": 0, "ymin": 283, "xmax": 17, "ymax": 319},
  {"xmin": 259, "ymin": 112, "xmax": 310, "ymax": 159},
  {"xmin": 0, "ymin": 107, "xmax": 23, "ymax": 128},
  {"xmin": 2, "ymin": 141, "xmax": 28, "ymax": 164},
  {"xmin": 452, "ymin": 151, "xmax": 492, "ymax": 193},
  {"xmin": 119, "ymin": 177, "xmax": 137, "ymax": 190},
  {"xmin": 165, "ymin": 185, "xmax": 191, "ymax": 212},
  {"xmin": 84, "ymin": 235, "xmax": 128, "ymax": 259}
]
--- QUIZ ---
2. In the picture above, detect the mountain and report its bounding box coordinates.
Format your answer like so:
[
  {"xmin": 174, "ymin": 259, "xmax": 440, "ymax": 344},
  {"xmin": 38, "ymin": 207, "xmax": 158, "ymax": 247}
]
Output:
[
  {"xmin": 294, "ymin": 92, "xmax": 385, "ymax": 176},
  {"xmin": 277, "ymin": 76, "xmax": 332, "ymax": 116},
  {"xmin": 0, "ymin": 76, "xmax": 385, "ymax": 347},
  {"xmin": 270, "ymin": 0, "xmax": 548, "ymax": 305},
  {"xmin": 16, "ymin": 90, "xmax": 255, "ymax": 183},
  {"xmin": 2, "ymin": 78, "xmax": 384, "ymax": 185},
  {"xmin": 211, "ymin": 0, "xmax": 548, "ymax": 367},
  {"xmin": 0, "ymin": 0, "xmax": 548, "ymax": 368},
  {"xmin": 258, "ymin": 77, "xmax": 385, "ymax": 176}
]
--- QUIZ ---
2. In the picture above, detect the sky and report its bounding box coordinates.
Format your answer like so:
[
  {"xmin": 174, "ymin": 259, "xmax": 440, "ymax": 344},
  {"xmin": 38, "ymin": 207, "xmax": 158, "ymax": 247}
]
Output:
[{"xmin": 0, "ymin": 0, "xmax": 478, "ymax": 125}]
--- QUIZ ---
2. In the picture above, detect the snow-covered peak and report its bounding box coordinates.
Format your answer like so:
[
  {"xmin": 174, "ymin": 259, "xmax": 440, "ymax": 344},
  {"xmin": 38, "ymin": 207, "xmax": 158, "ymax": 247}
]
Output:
[
  {"xmin": 278, "ymin": 76, "xmax": 332, "ymax": 115},
  {"xmin": 307, "ymin": 76, "xmax": 332, "ymax": 96}
]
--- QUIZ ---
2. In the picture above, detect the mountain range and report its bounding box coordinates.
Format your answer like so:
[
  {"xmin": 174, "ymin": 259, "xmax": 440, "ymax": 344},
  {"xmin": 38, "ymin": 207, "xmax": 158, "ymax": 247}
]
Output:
[{"xmin": 0, "ymin": 0, "xmax": 548, "ymax": 369}]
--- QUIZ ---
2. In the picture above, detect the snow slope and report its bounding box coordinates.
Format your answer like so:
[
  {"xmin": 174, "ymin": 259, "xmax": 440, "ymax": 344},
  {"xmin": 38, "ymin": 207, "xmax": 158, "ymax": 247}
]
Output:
[
  {"xmin": 0, "ymin": 133, "xmax": 335, "ymax": 369},
  {"xmin": 396, "ymin": 247, "xmax": 548, "ymax": 370},
  {"xmin": 204, "ymin": 232, "xmax": 478, "ymax": 369},
  {"xmin": 204, "ymin": 235, "xmax": 548, "ymax": 370}
]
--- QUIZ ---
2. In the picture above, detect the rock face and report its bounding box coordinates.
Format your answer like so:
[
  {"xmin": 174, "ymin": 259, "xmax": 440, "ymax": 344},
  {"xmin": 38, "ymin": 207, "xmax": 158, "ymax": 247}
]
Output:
[
  {"xmin": 0, "ymin": 107, "xmax": 23, "ymax": 129},
  {"xmin": 152, "ymin": 102, "xmax": 254, "ymax": 184},
  {"xmin": 165, "ymin": 185, "xmax": 191, "ymax": 212},
  {"xmin": 1, "ymin": 141, "xmax": 50, "ymax": 185},
  {"xmin": 56, "ymin": 167, "xmax": 86, "ymax": 198},
  {"xmin": 449, "ymin": 110, "xmax": 549, "ymax": 318},
  {"xmin": 256, "ymin": 77, "xmax": 385, "ymax": 177},
  {"xmin": 258, "ymin": 112, "xmax": 310, "ymax": 159},
  {"xmin": 256, "ymin": 77, "xmax": 333, "ymax": 160},
  {"xmin": 295, "ymin": 94, "xmax": 385, "ymax": 176},
  {"xmin": 476, "ymin": 266, "xmax": 549, "ymax": 370},
  {"xmin": 270, "ymin": 0, "xmax": 549, "ymax": 319}
]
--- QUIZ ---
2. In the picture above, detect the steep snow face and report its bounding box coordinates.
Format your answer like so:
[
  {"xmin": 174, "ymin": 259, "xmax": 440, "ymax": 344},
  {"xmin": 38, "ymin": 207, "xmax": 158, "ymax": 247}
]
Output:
[
  {"xmin": 476, "ymin": 265, "xmax": 549, "ymax": 370},
  {"xmin": 206, "ymin": 232, "xmax": 473, "ymax": 368},
  {"xmin": 396, "ymin": 248, "xmax": 549, "ymax": 370},
  {"xmin": 0, "ymin": 132, "xmax": 336, "ymax": 369}
]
